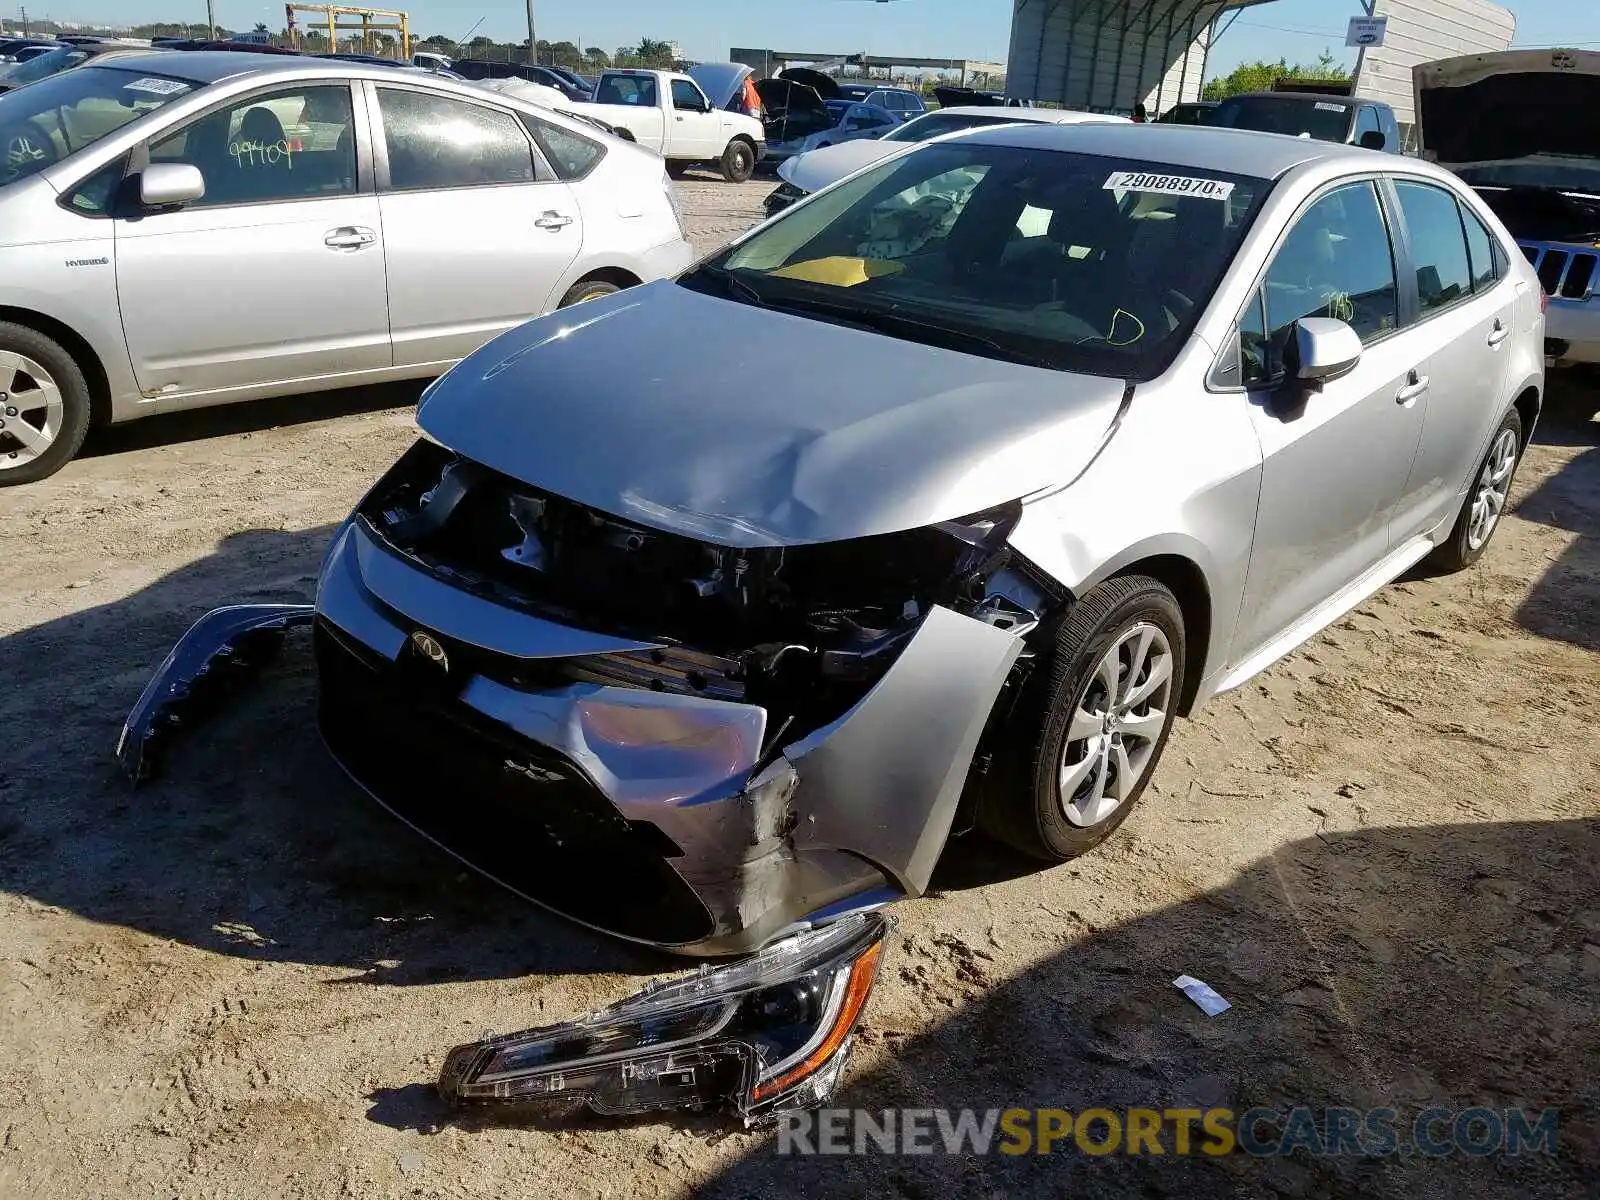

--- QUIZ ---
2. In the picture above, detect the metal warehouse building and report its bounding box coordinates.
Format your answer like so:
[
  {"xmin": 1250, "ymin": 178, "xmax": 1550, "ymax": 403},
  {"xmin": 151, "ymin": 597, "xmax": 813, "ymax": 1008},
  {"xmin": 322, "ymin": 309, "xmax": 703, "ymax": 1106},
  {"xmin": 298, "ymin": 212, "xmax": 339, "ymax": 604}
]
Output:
[{"xmin": 1005, "ymin": 0, "xmax": 1515, "ymax": 120}]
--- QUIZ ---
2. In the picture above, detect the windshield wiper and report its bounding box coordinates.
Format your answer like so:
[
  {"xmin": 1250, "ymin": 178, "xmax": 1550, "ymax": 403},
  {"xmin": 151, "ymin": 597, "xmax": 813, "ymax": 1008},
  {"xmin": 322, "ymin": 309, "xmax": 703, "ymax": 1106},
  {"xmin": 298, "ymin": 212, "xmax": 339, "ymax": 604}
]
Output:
[{"xmin": 686, "ymin": 264, "xmax": 767, "ymax": 308}]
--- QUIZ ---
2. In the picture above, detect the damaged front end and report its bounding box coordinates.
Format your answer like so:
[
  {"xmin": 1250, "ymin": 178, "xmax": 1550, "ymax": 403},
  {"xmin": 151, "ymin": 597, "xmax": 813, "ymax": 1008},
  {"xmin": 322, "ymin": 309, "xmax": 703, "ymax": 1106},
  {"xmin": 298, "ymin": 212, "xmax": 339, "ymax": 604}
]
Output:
[
  {"xmin": 307, "ymin": 438, "xmax": 1046, "ymax": 955},
  {"xmin": 439, "ymin": 911, "xmax": 892, "ymax": 1123},
  {"xmin": 117, "ymin": 434, "xmax": 1056, "ymax": 958}
]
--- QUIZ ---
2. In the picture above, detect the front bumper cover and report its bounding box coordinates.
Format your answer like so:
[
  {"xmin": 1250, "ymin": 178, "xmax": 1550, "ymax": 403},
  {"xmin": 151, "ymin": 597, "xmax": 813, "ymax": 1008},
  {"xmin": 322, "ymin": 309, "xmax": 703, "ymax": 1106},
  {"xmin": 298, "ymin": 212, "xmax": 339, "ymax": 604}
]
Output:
[{"xmin": 118, "ymin": 519, "xmax": 1024, "ymax": 957}]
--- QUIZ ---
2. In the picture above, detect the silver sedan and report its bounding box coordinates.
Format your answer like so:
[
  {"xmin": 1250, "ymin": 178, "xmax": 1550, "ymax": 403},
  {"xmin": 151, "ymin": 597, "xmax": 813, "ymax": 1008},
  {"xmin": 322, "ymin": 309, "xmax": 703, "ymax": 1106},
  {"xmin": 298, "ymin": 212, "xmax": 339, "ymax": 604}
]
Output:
[
  {"xmin": 0, "ymin": 51, "xmax": 693, "ymax": 483},
  {"xmin": 122, "ymin": 123, "xmax": 1543, "ymax": 959}
]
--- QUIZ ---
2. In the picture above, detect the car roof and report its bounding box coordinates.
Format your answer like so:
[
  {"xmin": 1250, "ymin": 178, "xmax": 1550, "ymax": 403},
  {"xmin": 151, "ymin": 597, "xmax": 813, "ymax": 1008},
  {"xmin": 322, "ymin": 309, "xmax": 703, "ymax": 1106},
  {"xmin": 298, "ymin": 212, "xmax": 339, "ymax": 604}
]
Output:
[
  {"xmin": 931, "ymin": 105, "xmax": 1101, "ymax": 122},
  {"xmin": 963, "ymin": 120, "xmax": 1380, "ymax": 178},
  {"xmin": 77, "ymin": 49, "xmax": 413, "ymax": 85},
  {"xmin": 1223, "ymin": 90, "xmax": 1367, "ymax": 105}
]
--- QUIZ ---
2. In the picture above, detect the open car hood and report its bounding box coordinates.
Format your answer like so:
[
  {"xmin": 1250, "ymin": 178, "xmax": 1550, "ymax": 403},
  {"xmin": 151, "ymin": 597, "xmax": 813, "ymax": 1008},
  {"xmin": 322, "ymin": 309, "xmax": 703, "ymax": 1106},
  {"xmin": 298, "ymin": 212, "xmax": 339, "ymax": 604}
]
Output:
[
  {"xmin": 757, "ymin": 71, "xmax": 840, "ymax": 144},
  {"xmin": 1415, "ymin": 48, "xmax": 1600, "ymax": 167},
  {"xmin": 416, "ymin": 281, "xmax": 1128, "ymax": 548},
  {"xmin": 688, "ymin": 61, "xmax": 753, "ymax": 111}
]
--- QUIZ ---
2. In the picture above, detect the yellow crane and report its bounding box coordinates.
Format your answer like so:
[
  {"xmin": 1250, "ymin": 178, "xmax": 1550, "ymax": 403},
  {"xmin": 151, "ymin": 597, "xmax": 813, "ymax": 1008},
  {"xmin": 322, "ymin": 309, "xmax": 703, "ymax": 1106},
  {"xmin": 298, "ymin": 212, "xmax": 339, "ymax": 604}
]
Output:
[{"xmin": 283, "ymin": 3, "xmax": 410, "ymax": 59}]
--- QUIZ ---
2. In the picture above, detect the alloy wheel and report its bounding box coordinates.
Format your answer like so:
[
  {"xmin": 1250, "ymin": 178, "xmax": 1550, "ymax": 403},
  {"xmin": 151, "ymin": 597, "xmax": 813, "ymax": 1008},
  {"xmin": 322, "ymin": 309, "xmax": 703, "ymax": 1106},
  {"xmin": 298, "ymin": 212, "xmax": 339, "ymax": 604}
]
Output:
[
  {"xmin": 0, "ymin": 350, "xmax": 64, "ymax": 470},
  {"xmin": 1059, "ymin": 622, "xmax": 1174, "ymax": 828},
  {"xmin": 1466, "ymin": 427, "xmax": 1518, "ymax": 552}
]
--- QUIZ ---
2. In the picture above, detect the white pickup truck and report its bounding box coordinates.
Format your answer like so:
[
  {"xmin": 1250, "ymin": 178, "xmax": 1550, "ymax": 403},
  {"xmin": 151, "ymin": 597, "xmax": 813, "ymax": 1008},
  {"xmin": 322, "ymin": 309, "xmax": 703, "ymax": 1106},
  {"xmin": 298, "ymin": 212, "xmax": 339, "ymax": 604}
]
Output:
[{"xmin": 583, "ymin": 68, "xmax": 764, "ymax": 182}]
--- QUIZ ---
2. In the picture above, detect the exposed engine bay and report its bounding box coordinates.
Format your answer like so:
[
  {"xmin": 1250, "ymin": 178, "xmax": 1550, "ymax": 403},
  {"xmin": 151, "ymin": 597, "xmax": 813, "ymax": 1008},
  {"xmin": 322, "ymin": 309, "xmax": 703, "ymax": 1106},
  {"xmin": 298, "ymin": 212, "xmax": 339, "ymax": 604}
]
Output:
[
  {"xmin": 1472, "ymin": 184, "xmax": 1600, "ymax": 245},
  {"xmin": 358, "ymin": 439, "xmax": 1048, "ymax": 751}
]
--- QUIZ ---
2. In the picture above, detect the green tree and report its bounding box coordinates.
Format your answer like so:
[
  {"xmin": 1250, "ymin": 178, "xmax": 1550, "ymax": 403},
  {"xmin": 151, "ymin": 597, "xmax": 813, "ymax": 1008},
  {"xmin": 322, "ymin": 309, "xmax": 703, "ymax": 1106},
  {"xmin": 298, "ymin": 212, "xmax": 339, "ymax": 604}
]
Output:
[
  {"xmin": 1202, "ymin": 53, "xmax": 1350, "ymax": 101},
  {"xmin": 635, "ymin": 37, "xmax": 675, "ymax": 68},
  {"xmin": 547, "ymin": 40, "xmax": 582, "ymax": 68},
  {"xmin": 585, "ymin": 46, "xmax": 609, "ymax": 67}
]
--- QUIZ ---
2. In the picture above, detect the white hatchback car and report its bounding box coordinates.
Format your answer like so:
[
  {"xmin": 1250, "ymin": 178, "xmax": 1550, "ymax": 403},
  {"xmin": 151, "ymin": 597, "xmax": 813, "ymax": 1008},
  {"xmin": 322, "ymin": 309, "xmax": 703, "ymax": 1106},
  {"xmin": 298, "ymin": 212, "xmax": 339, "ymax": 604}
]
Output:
[{"xmin": 0, "ymin": 51, "xmax": 694, "ymax": 484}]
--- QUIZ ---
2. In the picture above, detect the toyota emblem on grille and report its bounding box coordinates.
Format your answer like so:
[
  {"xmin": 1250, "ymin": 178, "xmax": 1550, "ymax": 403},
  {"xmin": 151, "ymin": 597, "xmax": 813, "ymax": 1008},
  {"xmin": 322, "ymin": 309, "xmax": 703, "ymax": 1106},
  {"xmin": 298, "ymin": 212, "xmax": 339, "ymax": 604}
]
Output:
[{"xmin": 411, "ymin": 631, "xmax": 449, "ymax": 670}]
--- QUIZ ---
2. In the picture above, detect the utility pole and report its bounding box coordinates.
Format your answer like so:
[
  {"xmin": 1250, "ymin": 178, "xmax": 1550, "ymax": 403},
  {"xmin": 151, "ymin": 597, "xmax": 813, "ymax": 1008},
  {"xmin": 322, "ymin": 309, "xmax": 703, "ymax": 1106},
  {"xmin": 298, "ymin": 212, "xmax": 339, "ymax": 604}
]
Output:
[
  {"xmin": 206, "ymin": 0, "xmax": 216, "ymax": 40},
  {"xmin": 524, "ymin": 0, "xmax": 536, "ymax": 64},
  {"xmin": 19, "ymin": 6, "xmax": 27, "ymax": 36}
]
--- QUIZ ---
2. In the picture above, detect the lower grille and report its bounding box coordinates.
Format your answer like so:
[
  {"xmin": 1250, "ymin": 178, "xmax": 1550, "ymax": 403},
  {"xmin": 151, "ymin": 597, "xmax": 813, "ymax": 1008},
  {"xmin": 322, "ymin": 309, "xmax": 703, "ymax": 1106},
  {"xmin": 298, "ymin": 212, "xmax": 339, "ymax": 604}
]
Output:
[
  {"xmin": 314, "ymin": 620, "xmax": 716, "ymax": 946},
  {"xmin": 1522, "ymin": 241, "xmax": 1600, "ymax": 300}
]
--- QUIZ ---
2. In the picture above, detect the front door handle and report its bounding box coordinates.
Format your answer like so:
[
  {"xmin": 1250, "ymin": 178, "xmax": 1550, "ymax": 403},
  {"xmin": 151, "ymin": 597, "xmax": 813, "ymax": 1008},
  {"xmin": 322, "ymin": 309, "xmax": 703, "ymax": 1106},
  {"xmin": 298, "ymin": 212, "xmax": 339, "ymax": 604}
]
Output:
[
  {"xmin": 534, "ymin": 211, "xmax": 573, "ymax": 231},
  {"xmin": 1395, "ymin": 370, "xmax": 1430, "ymax": 406},
  {"xmin": 1487, "ymin": 319, "xmax": 1510, "ymax": 348},
  {"xmin": 324, "ymin": 226, "xmax": 376, "ymax": 250}
]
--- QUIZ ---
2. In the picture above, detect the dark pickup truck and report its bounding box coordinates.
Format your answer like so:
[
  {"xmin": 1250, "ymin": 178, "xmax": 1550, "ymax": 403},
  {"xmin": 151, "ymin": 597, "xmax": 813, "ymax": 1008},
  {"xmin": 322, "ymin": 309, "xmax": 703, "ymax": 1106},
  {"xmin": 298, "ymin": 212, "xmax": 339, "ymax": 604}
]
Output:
[{"xmin": 1207, "ymin": 90, "xmax": 1404, "ymax": 153}]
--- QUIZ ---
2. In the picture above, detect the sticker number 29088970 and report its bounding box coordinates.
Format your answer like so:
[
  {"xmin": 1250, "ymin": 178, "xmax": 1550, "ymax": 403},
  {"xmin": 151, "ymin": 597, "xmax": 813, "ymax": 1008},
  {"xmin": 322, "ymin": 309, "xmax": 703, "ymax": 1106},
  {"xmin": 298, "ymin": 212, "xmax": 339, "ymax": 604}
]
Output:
[{"xmin": 1102, "ymin": 170, "xmax": 1235, "ymax": 201}]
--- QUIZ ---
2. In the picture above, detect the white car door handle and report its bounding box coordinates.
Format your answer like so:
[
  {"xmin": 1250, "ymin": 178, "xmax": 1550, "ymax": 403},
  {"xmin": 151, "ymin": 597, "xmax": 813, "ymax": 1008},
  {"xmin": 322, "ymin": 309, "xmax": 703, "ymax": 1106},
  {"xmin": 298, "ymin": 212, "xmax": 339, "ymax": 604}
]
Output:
[
  {"xmin": 535, "ymin": 211, "xmax": 573, "ymax": 231},
  {"xmin": 1395, "ymin": 372, "xmax": 1430, "ymax": 405},
  {"xmin": 324, "ymin": 226, "xmax": 376, "ymax": 250},
  {"xmin": 1487, "ymin": 319, "xmax": 1510, "ymax": 348}
]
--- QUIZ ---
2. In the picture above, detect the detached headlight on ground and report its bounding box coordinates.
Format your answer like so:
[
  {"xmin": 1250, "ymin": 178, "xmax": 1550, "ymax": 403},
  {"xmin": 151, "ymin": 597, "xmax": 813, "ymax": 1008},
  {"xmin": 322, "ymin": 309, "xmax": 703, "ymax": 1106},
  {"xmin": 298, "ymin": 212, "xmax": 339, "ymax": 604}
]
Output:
[{"xmin": 437, "ymin": 912, "xmax": 891, "ymax": 1123}]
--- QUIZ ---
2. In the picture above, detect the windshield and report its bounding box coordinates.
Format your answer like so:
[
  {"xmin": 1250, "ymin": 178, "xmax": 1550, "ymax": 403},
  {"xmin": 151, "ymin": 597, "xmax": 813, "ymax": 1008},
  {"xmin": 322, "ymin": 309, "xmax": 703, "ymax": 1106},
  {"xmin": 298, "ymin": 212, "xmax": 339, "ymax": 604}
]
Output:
[
  {"xmin": 684, "ymin": 141, "xmax": 1271, "ymax": 380},
  {"xmin": 882, "ymin": 110, "xmax": 1020, "ymax": 143},
  {"xmin": 0, "ymin": 64, "xmax": 196, "ymax": 188},
  {"xmin": 1210, "ymin": 95, "xmax": 1351, "ymax": 142}
]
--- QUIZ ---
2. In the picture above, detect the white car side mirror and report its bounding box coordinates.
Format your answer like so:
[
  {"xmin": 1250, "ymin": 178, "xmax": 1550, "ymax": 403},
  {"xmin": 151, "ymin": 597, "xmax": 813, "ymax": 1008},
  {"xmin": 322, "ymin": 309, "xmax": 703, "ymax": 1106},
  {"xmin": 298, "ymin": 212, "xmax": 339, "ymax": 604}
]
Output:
[{"xmin": 140, "ymin": 163, "xmax": 205, "ymax": 208}]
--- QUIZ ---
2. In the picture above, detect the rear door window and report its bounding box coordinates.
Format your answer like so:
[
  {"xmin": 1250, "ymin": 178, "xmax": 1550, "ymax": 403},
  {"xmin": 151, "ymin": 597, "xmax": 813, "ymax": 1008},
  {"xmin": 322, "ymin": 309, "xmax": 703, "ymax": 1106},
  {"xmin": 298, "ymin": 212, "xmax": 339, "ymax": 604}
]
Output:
[
  {"xmin": 1393, "ymin": 180, "xmax": 1474, "ymax": 316},
  {"xmin": 1460, "ymin": 202, "xmax": 1503, "ymax": 293},
  {"xmin": 376, "ymin": 87, "xmax": 535, "ymax": 190}
]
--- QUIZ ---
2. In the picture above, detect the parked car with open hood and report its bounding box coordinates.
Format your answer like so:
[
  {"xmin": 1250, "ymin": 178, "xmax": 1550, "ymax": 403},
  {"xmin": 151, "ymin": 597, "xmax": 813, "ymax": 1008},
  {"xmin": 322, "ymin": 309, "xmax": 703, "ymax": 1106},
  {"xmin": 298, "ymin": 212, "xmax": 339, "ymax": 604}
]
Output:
[
  {"xmin": 1416, "ymin": 47, "xmax": 1600, "ymax": 366},
  {"xmin": 763, "ymin": 99, "xmax": 899, "ymax": 164},
  {"xmin": 764, "ymin": 104, "xmax": 1130, "ymax": 216},
  {"xmin": 120, "ymin": 124, "xmax": 1542, "ymax": 969},
  {"xmin": 0, "ymin": 51, "xmax": 692, "ymax": 483}
]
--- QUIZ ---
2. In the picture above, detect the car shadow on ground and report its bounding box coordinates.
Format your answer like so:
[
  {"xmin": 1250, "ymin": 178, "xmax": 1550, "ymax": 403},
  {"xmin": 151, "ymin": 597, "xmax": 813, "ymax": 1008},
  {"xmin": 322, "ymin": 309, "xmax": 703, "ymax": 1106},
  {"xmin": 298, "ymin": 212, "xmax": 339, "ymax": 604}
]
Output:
[
  {"xmin": 688, "ymin": 816, "xmax": 1600, "ymax": 1199},
  {"xmin": 79, "ymin": 379, "xmax": 426, "ymax": 459},
  {"xmin": 0, "ymin": 523, "xmax": 664, "ymax": 987},
  {"xmin": 1512, "ymin": 373, "xmax": 1600, "ymax": 652}
]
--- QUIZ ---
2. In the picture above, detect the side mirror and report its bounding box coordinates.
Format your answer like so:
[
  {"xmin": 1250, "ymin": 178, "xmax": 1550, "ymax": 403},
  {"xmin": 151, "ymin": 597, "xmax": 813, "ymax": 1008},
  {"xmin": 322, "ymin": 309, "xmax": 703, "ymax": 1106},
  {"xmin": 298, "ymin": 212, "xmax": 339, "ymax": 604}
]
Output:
[
  {"xmin": 140, "ymin": 162, "xmax": 205, "ymax": 208},
  {"xmin": 1290, "ymin": 317, "xmax": 1362, "ymax": 383},
  {"xmin": 1358, "ymin": 129, "xmax": 1386, "ymax": 151}
]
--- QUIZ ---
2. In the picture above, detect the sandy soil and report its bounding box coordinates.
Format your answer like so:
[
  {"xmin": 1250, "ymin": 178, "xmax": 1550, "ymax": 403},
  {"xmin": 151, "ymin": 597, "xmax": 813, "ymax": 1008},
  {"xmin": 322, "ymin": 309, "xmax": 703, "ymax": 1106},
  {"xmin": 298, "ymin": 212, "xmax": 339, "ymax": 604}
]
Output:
[{"xmin": 1, "ymin": 176, "xmax": 1597, "ymax": 1199}]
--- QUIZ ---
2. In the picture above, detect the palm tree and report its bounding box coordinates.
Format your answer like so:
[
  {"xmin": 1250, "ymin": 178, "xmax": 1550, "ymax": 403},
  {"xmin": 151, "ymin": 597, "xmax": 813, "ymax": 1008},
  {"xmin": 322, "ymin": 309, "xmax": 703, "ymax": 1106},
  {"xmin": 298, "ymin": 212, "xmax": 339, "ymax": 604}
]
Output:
[
  {"xmin": 636, "ymin": 37, "xmax": 674, "ymax": 67},
  {"xmin": 253, "ymin": 21, "xmax": 269, "ymax": 34}
]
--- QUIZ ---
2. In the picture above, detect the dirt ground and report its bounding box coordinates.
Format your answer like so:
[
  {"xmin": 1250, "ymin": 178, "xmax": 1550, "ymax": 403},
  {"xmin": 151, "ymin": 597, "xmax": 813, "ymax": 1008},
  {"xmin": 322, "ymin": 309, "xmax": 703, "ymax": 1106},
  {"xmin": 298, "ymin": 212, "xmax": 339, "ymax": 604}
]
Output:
[{"xmin": 1, "ymin": 176, "xmax": 1597, "ymax": 1200}]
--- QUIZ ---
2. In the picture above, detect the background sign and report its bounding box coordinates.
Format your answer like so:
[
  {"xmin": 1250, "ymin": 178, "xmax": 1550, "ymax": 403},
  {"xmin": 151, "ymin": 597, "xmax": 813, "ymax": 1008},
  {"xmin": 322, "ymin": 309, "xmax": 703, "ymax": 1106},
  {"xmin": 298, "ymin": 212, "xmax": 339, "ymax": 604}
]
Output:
[{"xmin": 1347, "ymin": 16, "xmax": 1389, "ymax": 47}]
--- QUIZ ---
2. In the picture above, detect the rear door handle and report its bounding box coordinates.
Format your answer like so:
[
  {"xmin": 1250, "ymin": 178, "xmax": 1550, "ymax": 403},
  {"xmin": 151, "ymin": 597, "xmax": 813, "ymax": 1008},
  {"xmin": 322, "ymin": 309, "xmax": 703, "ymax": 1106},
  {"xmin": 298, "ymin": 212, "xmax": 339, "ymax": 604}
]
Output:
[
  {"xmin": 1487, "ymin": 319, "xmax": 1510, "ymax": 348},
  {"xmin": 324, "ymin": 226, "xmax": 376, "ymax": 250},
  {"xmin": 1395, "ymin": 371, "xmax": 1430, "ymax": 405},
  {"xmin": 534, "ymin": 211, "xmax": 573, "ymax": 231}
]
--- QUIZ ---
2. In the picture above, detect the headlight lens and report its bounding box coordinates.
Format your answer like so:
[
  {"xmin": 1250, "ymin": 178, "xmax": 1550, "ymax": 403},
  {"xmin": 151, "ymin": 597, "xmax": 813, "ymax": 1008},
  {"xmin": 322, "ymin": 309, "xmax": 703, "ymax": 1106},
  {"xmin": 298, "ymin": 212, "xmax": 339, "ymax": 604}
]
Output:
[{"xmin": 438, "ymin": 911, "xmax": 892, "ymax": 1123}]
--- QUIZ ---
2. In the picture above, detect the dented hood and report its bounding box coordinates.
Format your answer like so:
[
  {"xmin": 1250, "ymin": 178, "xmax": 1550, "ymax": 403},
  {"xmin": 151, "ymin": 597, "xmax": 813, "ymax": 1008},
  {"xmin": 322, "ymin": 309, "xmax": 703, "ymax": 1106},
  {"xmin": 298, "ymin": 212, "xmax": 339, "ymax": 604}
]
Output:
[
  {"xmin": 416, "ymin": 281, "xmax": 1127, "ymax": 548},
  {"xmin": 1415, "ymin": 49, "xmax": 1600, "ymax": 166}
]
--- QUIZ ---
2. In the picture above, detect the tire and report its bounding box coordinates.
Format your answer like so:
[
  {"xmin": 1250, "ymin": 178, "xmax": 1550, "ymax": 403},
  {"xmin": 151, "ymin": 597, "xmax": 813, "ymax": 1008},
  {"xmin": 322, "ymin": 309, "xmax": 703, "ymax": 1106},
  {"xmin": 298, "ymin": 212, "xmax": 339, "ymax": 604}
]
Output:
[
  {"xmin": 719, "ymin": 138, "xmax": 756, "ymax": 183},
  {"xmin": 0, "ymin": 321, "xmax": 92, "ymax": 487},
  {"xmin": 557, "ymin": 278, "xmax": 621, "ymax": 308},
  {"xmin": 665, "ymin": 160, "xmax": 693, "ymax": 179},
  {"xmin": 977, "ymin": 575, "xmax": 1186, "ymax": 861},
  {"xmin": 1426, "ymin": 408, "xmax": 1523, "ymax": 573}
]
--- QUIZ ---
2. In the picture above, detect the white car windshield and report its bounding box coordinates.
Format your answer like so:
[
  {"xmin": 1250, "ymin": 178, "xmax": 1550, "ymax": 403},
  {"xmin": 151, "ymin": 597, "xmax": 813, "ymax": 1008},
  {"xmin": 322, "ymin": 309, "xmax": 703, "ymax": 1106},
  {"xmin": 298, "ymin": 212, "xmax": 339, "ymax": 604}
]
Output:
[
  {"xmin": 686, "ymin": 141, "xmax": 1272, "ymax": 379},
  {"xmin": 1, "ymin": 64, "xmax": 198, "ymax": 187}
]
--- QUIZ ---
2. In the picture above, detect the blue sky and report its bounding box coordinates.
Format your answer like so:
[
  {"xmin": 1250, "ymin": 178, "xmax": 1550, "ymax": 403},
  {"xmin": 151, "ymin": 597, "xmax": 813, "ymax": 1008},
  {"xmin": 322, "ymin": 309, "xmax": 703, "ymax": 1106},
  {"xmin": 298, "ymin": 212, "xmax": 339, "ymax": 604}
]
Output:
[{"xmin": 29, "ymin": 0, "xmax": 1600, "ymax": 78}]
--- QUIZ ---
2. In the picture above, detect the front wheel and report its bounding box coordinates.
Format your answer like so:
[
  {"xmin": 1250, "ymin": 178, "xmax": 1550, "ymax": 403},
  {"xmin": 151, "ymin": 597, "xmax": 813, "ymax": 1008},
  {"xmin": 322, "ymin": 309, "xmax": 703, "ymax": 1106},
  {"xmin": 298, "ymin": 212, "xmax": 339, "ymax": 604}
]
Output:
[
  {"xmin": 1427, "ymin": 408, "xmax": 1522, "ymax": 572},
  {"xmin": 978, "ymin": 575, "xmax": 1185, "ymax": 861},
  {"xmin": 719, "ymin": 138, "xmax": 756, "ymax": 183},
  {"xmin": 0, "ymin": 321, "xmax": 92, "ymax": 486}
]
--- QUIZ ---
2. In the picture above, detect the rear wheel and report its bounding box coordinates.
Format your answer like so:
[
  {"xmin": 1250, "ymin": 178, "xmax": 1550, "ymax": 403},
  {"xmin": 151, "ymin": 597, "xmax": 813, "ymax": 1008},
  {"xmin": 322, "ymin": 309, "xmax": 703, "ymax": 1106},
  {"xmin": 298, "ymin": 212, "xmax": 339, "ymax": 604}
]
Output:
[
  {"xmin": 558, "ymin": 278, "xmax": 621, "ymax": 308},
  {"xmin": 0, "ymin": 322, "xmax": 92, "ymax": 486},
  {"xmin": 719, "ymin": 138, "xmax": 756, "ymax": 183},
  {"xmin": 1427, "ymin": 408, "xmax": 1522, "ymax": 572},
  {"xmin": 978, "ymin": 576, "xmax": 1185, "ymax": 861}
]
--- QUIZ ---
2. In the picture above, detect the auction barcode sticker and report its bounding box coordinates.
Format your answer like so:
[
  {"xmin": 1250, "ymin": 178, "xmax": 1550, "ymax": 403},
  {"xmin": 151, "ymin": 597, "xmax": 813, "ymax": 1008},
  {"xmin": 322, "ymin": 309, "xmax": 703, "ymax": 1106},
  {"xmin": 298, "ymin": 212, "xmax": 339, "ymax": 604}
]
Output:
[
  {"xmin": 1103, "ymin": 171, "xmax": 1234, "ymax": 201},
  {"xmin": 124, "ymin": 76, "xmax": 191, "ymax": 96}
]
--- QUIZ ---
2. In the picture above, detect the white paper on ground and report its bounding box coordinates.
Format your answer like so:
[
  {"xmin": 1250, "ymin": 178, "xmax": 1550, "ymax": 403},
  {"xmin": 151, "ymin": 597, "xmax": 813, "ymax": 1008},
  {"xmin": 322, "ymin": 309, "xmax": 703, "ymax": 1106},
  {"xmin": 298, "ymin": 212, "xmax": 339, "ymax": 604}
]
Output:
[{"xmin": 1173, "ymin": 974, "xmax": 1232, "ymax": 1016}]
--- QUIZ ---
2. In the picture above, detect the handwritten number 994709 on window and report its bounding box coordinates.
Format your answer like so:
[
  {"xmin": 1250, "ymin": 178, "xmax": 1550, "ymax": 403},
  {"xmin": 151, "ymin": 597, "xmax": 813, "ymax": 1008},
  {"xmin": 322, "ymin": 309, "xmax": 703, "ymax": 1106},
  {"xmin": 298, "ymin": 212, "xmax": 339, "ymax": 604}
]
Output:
[{"xmin": 231, "ymin": 138, "xmax": 300, "ymax": 168}]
